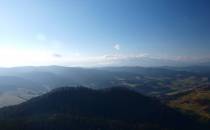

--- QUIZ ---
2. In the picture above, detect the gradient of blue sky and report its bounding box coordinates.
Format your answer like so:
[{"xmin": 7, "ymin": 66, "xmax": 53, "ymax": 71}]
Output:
[{"xmin": 0, "ymin": 0, "xmax": 210, "ymax": 66}]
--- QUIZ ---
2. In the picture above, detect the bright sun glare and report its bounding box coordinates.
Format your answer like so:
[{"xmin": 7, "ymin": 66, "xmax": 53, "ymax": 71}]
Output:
[{"xmin": 0, "ymin": 48, "xmax": 56, "ymax": 67}]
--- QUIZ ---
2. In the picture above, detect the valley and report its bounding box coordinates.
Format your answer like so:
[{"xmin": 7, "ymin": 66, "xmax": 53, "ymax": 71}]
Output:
[{"xmin": 0, "ymin": 66, "xmax": 210, "ymax": 129}]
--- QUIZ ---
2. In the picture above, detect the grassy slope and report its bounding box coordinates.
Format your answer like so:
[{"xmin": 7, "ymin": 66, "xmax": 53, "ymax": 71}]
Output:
[{"xmin": 168, "ymin": 86, "xmax": 210, "ymax": 121}]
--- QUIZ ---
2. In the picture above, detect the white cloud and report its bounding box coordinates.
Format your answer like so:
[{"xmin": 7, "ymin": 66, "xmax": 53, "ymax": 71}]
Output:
[
  {"xmin": 114, "ymin": 44, "xmax": 120, "ymax": 50},
  {"xmin": 2, "ymin": 47, "xmax": 206, "ymax": 67},
  {"xmin": 103, "ymin": 53, "xmax": 148, "ymax": 60},
  {"xmin": 56, "ymin": 53, "xmax": 150, "ymax": 67},
  {"xmin": 52, "ymin": 53, "xmax": 62, "ymax": 58}
]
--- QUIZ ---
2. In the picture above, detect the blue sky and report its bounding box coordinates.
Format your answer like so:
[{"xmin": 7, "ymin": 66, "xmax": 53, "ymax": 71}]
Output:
[{"xmin": 0, "ymin": 0, "xmax": 210, "ymax": 67}]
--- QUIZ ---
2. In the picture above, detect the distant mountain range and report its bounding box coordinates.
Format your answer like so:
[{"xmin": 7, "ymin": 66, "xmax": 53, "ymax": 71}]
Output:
[
  {"xmin": 0, "ymin": 87, "xmax": 207, "ymax": 130},
  {"xmin": 0, "ymin": 65, "xmax": 210, "ymax": 107}
]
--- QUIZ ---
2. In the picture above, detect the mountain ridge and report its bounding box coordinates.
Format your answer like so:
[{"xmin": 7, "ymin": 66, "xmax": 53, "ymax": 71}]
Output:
[{"xmin": 0, "ymin": 86, "xmax": 207, "ymax": 130}]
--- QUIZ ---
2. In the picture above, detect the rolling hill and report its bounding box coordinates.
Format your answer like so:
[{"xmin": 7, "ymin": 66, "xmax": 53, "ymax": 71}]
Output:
[{"xmin": 0, "ymin": 66, "xmax": 209, "ymax": 107}]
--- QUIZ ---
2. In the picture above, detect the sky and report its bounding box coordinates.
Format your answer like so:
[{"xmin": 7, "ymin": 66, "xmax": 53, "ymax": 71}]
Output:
[{"xmin": 0, "ymin": 0, "xmax": 210, "ymax": 67}]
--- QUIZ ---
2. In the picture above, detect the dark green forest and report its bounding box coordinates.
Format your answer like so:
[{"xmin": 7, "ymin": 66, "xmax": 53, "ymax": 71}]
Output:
[{"xmin": 0, "ymin": 87, "xmax": 209, "ymax": 130}]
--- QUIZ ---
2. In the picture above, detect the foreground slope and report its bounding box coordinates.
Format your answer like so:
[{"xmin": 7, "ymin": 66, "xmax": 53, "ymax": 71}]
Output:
[
  {"xmin": 168, "ymin": 85, "xmax": 210, "ymax": 122},
  {"xmin": 0, "ymin": 87, "xmax": 207, "ymax": 130}
]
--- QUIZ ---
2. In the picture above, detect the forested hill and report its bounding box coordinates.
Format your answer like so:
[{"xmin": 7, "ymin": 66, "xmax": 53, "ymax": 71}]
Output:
[{"xmin": 0, "ymin": 87, "xmax": 208, "ymax": 130}]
